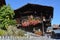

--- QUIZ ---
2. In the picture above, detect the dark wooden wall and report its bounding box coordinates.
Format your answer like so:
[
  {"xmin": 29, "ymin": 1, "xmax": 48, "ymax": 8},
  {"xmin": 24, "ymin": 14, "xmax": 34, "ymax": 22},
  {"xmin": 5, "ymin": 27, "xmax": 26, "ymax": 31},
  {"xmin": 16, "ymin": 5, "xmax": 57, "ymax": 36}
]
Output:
[{"xmin": 0, "ymin": 0, "xmax": 6, "ymax": 7}]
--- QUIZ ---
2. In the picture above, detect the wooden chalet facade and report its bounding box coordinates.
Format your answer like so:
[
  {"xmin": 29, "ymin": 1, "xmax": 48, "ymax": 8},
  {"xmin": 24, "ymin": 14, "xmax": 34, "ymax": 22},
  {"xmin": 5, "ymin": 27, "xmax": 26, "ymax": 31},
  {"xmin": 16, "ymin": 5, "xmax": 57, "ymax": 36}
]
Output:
[{"xmin": 14, "ymin": 3, "xmax": 54, "ymax": 33}]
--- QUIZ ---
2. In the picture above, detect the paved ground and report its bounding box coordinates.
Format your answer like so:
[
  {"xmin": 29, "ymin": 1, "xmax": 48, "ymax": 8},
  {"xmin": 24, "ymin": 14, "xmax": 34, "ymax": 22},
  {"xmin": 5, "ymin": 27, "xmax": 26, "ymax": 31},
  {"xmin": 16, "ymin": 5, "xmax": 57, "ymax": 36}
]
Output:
[{"xmin": 25, "ymin": 32, "xmax": 57, "ymax": 40}]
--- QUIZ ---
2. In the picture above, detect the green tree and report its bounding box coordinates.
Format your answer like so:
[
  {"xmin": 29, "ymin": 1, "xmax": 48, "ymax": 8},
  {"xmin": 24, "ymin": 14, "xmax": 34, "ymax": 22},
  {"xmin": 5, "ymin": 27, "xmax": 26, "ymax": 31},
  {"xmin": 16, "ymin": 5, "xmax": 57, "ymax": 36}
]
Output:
[
  {"xmin": 0, "ymin": 5, "xmax": 16, "ymax": 30},
  {"xmin": 0, "ymin": 5, "xmax": 26, "ymax": 36}
]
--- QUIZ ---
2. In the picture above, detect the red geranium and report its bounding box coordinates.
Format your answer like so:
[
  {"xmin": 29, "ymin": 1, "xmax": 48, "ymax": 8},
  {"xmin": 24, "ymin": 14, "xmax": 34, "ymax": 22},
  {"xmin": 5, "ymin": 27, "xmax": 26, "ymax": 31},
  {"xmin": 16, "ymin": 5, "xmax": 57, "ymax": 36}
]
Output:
[
  {"xmin": 22, "ymin": 21, "xmax": 30, "ymax": 27},
  {"xmin": 29, "ymin": 20, "xmax": 39, "ymax": 26}
]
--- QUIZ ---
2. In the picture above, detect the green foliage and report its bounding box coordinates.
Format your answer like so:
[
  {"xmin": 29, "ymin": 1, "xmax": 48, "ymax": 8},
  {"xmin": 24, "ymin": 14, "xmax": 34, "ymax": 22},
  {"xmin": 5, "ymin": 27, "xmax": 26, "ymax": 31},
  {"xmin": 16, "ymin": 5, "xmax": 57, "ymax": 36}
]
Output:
[
  {"xmin": 0, "ymin": 5, "xmax": 16, "ymax": 30},
  {"xmin": 14, "ymin": 29, "xmax": 25, "ymax": 36},
  {"xmin": 0, "ymin": 29, "xmax": 7, "ymax": 36},
  {"xmin": 6, "ymin": 25, "xmax": 26, "ymax": 36},
  {"xmin": 0, "ymin": 5, "xmax": 26, "ymax": 37}
]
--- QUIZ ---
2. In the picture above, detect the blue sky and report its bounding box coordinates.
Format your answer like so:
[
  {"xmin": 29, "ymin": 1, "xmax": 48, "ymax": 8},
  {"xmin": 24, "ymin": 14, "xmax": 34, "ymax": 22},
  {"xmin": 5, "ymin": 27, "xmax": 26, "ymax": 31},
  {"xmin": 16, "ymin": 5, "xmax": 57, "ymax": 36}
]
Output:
[{"xmin": 5, "ymin": 0, "xmax": 60, "ymax": 24}]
